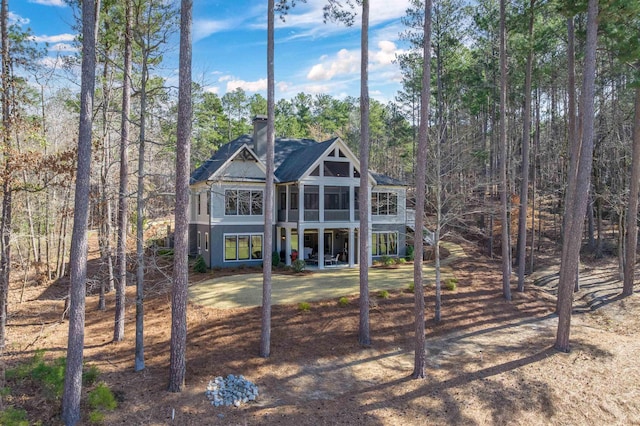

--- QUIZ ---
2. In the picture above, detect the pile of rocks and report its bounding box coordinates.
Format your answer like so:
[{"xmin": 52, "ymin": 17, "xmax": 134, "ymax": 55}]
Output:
[{"xmin": 205, "ymin": 374, "xmax": 259, "ymax": 407}]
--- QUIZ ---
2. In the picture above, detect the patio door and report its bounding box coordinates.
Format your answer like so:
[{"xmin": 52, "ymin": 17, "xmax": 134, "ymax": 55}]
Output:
[{"xmin": 324, "ymin": 231, "xmax": 333, "ymax": 256}]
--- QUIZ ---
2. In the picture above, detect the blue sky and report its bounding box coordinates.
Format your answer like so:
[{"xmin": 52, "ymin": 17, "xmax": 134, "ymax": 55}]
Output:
[{"xmin": 13, "ymin": 0, "xmax": 412, "ymax": 102}]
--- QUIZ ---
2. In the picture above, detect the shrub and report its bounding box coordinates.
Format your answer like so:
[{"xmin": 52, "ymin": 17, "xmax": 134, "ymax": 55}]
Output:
[
  {"xmin": 377, "ymin": 290, "xmax": 390, "ymax": 299},
  {"xmin": 292, "ymin": 259, "xmax": 306, "ymax": 273},
  {"xmin": 88, "ymin": 383, "xmax": 117, "ymax": 411},
  {"xmin": 380, "ymin": 255, "xmax": 395, "ymax": 267},
  {"xmin": 407, "ymin": 281, "xmax": 415, "ymax": 293},
  {"xmin": 272, "ymin": 251, "xmax": 281, "ymax": 267},
  {"xmin": 405, "ymin": 245, "xmax": 415, "ymax": 261},
  {"xmin": 0, "ymin": 406, "xmax": 28, "ymax": 426},
  {"xmin": 444, "ymin": 278, "xmax": 458, "ymax": 291},
  {"xmin": 156, "ymin": 248, "xmax": 174, "ymax": 256},
  {"xmin": 193, "ymin": 255, "xmax": 207, "ymax": 273},
  {"xmin": 83, "ymin": 364, "xmax": 100, "ymax": 386},
  {"xmin": 395, "ymin": 257, "xmax": 407, "ymax": 264},
  {"xmin": 298, "ymin": 302, "xmax": 311, "ymax": 312},
  {"xmin": 30, "ymin": 356, "xmax": 66, "ymax": 399},
  {"xmin": 88, "ymin": 411, "xmax": 105, "ymax": 424},
  {"xmin": 338, "ymin": 297, "xmax": 349, "ymax": 307}
]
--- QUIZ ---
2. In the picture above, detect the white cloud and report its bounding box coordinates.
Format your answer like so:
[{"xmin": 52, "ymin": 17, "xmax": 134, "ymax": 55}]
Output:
[
  {"xmin": 50, "ymin": 43, "xmax": 77, "ymax": 52},
  {"xmin": 204, "ymin": 86, "xmax": 219, "ymax": 94},
  {"xmin": 217, "ymin": 75, "xmax": 233, "ymax": 82},
  {"xmin": 29, "ymin": 0, "xmax": 66, "ymax": 6},
  {"xmin": 33, "ymin": 33, "xmax": 75, "ymax": 43},
  {"xmin": 8, "ymin": 12, "xmax": 29, "ymax": 25},
  {"xmin": 372, "ymin": 40, "xmax": 400, "ymax": 66},
  {"xmin": 39, "ymin": 55, "xmax": 76, "ymax": 70},
  {"xmin": 307, "ymin": 48, "xmax": 359, "ymax": 81},
  {"xmin": 193, "ymin": 18, "xmax": 239, "ymax": 42},
  {"xmin": 226, "ymin": 78, "xmax": 267, "ymax": 93},
  {"xmin": 304, "ymin": 83, "xmax": 337, "ymax": 95},
  {"xmin": 276, "ymin": 81, "xmax": 290, "ymax": 93},
  {"xmin": 306, "ymin": 41, "xmax": 404, "ymax": 82},
  {"xmin": 272, "ymin": 0, "xmax": 411, "ymax": 39}
]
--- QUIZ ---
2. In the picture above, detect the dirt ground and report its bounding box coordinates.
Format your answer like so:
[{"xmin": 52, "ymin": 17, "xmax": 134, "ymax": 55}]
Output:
[{"xmin": 3, "ymin": 241, "xmax": 640, "ymax": 425}]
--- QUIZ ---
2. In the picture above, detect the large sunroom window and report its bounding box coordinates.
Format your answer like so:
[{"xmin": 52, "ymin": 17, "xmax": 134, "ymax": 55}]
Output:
[{"xmin": 224, "ymin": 234, "xmax": 263, "ymax": 261}]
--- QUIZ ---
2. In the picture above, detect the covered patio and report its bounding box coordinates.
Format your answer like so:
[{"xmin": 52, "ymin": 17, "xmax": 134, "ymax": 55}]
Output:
[{"xmin": 276, "ymin": 226, "xmax": 359, "ymax": 270}]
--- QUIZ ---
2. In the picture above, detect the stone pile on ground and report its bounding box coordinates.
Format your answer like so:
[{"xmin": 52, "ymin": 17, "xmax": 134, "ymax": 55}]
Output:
[{"xmin": 205, "ymin": 374, "xmax": 259, "ymax": 407}]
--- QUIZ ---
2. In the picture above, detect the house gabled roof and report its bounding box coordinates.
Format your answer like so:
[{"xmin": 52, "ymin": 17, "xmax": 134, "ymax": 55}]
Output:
[
  {"xmin": 189, "ymin": 135, "xmax": 262, "ymax": 184},
  {"xmin": 275, "ymin": 138, "xmax": 337, "ymax": 182},
  {"xmin": 190, "ymin": 134, "xmax": 406, "ymax": 187},
  {"xmin": 371, "ymin": 172, "xmax": 406, "ymax": 186}
]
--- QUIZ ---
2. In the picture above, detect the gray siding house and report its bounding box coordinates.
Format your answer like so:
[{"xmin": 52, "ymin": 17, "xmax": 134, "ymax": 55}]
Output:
[{"xmin": 189, "ymin": 116, "xmax": 408, "ymax": 269}]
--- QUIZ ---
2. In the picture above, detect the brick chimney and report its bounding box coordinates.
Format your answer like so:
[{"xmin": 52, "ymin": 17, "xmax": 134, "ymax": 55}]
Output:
[{"xmin": 252, "ymin": 115, "xmax": 268, "ymax": 158}]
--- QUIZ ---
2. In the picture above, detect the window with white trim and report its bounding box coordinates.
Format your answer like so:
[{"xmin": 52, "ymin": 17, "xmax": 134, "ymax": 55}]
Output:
[
  {"xmin": 197, "ymin": 231, "xmax": 201, "ymax": 250},
  {"xmin": 225, "ymin": 190, "xmax": 263, "ymax": 216},
  {"xmin": 372, "ymin": 192, "xmax": 398, "ymax": 215},
  {"xmin": 372, "ymin": 231, "xmax": 398, "ymax": 256},
  {"xmin": 204, "ymin": 232, "xmax": 209, "ymax": 251},
  {"xmin": 224, "ymin": 234, "xmax": 263, "ymax": 261}
]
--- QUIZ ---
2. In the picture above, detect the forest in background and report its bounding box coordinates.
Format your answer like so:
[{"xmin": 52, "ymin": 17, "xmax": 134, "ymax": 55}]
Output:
[
  {"xmin": 1, "ymin": 0, "xmax": 640, "ymax": 423},
  {"xmin": 3, "ymin": 0, "xmax": 638, "ymax": 285}
]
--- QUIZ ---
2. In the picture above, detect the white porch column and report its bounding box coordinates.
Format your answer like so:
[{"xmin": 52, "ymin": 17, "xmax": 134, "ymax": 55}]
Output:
[
  {"xmin": 285, "ymin": 185, "xmax": 290, "ymax": 222},
  {"xmin": 297, "ymin": 225, "xmax": 305, "ymax": 261},
  {"xmin": 349, "ymin": 185, "xmax": 355, "ymax": 222},
  {"xmin": 348, "ymin": 227, "xmax": 355, "ymax": 267},
  {"xmin": 285, "ymin": 227, "xmax": 292, "ymax": 266},
  {"xmin": 298, "ymin": 183, "xmax": 304, "ymax": 223},
  {"xmin": 319, "ymin": 185, "xmax": 325, "ymax": 222}
]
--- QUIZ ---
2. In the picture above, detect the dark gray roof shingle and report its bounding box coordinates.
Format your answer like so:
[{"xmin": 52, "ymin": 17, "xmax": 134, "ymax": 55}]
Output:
[
  {"xmin": 190, "ymin": 135, "xmax": 406, "ymax": 187},
  {"xmin": 371, "ymin": 172, "xmax": 405, "ymax": 186},
  {"xmin": 275, "ymin": 138, "xmax": 337, "ymax": 182},
  {"xmin": 189, "ymin": 136, "xmax": 252, "ymax": 184}
]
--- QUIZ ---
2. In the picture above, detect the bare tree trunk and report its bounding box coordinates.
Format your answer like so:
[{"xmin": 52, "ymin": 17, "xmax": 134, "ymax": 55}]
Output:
[
  {"xmin": 499, "ymin": 0, "xmax": 511, "ymax": 300},
  {"xmin": 61, "ymin": 0, "xmax": 98, "ymax": 422},
  {"xmin": 114, "ymin": 0, "xmax": 132, "ymax": 343},
  {"xmin": 555, "ymin": 0, "xmax": 598, "ymax": 353},
  {"xmin": 0, "ymin": 0, "xmax": 11, "ymax": 349},
  {"xmin": 530, "ymin": 87, "xmax": 540, "ymax": 274},
  {"xmin": 517, "ymin": 0, "xmax": 535, "ymax": 292},
  {"xmin": 412, "ymin": 0, "xmax": 432, "ymax": 380},
  {"xmin": 135, "ymin": 59, "xmax": 147, "ymax": 371},
  {"xmin": 623, "ymin": 84, "xmax": 640, "ymax": 296},
  {"xmin": 56, "ymin": 187, "xmax": 71, "ymax": 280},
  {"xmin": 358, "ymin": 0, "xmax": 371, "ymax": 347},
  {"xmin": 260, "ymin": 0, "xmax": 275, "ymax": 358},
  {"xmin": 168, "ymin": 0, "xmax": 192, "ymax": 392}
]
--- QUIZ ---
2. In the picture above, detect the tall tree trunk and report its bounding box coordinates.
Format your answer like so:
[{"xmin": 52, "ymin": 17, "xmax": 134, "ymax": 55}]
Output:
[
  {"xmin": 114, "ymin": 0, "xmax": 132, "ymax": 343},
  {"xmin": 0, "ymin": 0, "xmax": 10, "ymax": 350},
  {"xmin": 358, "ymin": 0, "xmax": 371, "ymax": 347},
  {"xmin": 530, "ymin": 87, "xmax": 540, "ymax": 274},
  {"xmin": 623, "ymin": 84, "xmax": 640, "ymax": 296},
  {"xmin": 61, "ymin": 0, "xmax": 98, "ymax": 422},
  {"xmin": 56, "ymin": 187, "xmax": 71, "ymax": 280},
  {"xmin": 517, "ymin": 0, "xmax": 535, "ymax": 292},
  {"xmin": 412, "ymin": 0, "xmax": 432, "ymax": 380},
  {"xmin": 135, "ymin": 51, "xmax": 148, "ymax": 373},
  {"xmin": 168, "ymin": 0, "xmax": 192, "ymax": 392},
  {"xmin": 555, "ymin": 0, "xmax": 598, "ymax": 352},
  {"xmin": 499, "ymin": 0, "xmax": 511, "ymax": 300},
  {"xmin": 260, "ymin": 0, "xmax": 275, "ymax": 358},
  {"xmin": 434, "ymin": 18, "xmax": 444, "ymax": 323}
]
